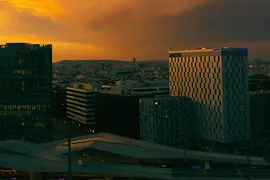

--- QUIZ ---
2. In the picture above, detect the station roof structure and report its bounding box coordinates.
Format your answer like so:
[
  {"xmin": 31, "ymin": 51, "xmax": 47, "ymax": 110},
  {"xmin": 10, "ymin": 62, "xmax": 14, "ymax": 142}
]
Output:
[{"xmin": 0, "ymin": 132, "xmax": 269, "ymax": 176}]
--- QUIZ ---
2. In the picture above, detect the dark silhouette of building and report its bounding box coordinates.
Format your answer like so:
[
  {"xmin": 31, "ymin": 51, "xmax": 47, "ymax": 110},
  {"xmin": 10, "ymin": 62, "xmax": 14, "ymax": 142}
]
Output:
[
  {"xmin": 0, "ymin": 43, "xmax": 52, "ymax": 141},
  {"xmin": 140, "ymin": 96, "xmax": 191, "ymax": 147},
  {"xmin": 249, "ymin": 74, "xmax": 270, "ymax": 91},
  {"xmin": 95, "ymin": 93, "xmax": 140, "ymax": 139},
  {"xmin": 132, "ymin": 56, "xmax": 136, "ymax": 64},
  {"xmin": 52, "ymin": 87, "xmax": 66, "ymax": 119},
  {"xmin": 250, "ymin": 92, "xmax": 270, "ymax": 139}
]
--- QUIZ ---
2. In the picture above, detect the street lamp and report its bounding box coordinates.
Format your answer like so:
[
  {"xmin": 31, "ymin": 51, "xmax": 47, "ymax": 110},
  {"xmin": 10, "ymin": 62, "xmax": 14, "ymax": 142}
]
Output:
[{"xmin": 68, "ymin": 120, "xmax": 72, "ymax": 180}]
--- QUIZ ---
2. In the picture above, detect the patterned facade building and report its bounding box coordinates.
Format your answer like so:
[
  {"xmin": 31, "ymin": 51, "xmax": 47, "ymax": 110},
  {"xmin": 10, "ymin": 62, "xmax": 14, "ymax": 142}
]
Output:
[
  {"xmin": 169, "ymin": 48, "xmax": 250, "ymax": 143},
  {"xmin": 139, "ymin": 96, "xmax": 191, "ymax": 147}
]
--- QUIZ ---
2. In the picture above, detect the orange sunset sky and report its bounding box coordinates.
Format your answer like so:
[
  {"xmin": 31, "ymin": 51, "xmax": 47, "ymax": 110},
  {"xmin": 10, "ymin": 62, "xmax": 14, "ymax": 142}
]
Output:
[{"xmin": 0, "ymin": 0, "xmax": 269, "ymax": 62}]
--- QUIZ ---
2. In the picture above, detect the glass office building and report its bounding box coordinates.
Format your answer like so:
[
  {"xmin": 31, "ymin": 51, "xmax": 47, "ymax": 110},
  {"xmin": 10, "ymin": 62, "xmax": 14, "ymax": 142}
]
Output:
[{"xmin": 0, "ymin": 43, "xmax": 52, "ymax": 141}]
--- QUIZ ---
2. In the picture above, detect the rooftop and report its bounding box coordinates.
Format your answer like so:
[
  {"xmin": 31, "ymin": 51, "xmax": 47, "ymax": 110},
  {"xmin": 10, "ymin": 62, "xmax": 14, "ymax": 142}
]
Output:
[
  {"xmin": 169, "ymin": 47, "xmax": 247, "ymax": 53},
  {"xmin": 0, "ymin": 43, "xmax": 52, "ymax": 49},
  {"xmin": 1, "ymin": 132, "xmax": 269, "ymax": 166},
  {"xmin": 67, "ymin": 83, "xmax": 100, "ymax": 92}
]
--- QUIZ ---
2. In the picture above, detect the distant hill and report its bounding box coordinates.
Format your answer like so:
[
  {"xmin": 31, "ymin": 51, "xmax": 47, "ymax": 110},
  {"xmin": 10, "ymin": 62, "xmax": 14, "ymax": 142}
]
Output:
[
  {"xmin": 54, "ymin": 59, "xmax": 124, "ymax": 65},
  {"xmin": 53, "ymin": 59, "xmax": 168, "ymax": 67},
  {"xmin": 53, "ymin": 60, "xmax": 123, "ymax": 68}
]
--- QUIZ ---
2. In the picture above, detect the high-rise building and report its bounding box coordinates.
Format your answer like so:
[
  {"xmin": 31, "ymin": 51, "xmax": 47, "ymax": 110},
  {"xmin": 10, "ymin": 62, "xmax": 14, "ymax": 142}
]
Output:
[
  {"xmin": 169, "ymin": 47, "xmax": 250, "ymax": 143},
  {"xmin": 0, "ymin": 43, "xmax": 52, "ymax": 141},
  {"xmin": 139, "ymin": 96, "xmax": 191, "ymax": 147},
  {"xmin": 66, "ymin": 83, "xmax": 99, "ymax": 132}
]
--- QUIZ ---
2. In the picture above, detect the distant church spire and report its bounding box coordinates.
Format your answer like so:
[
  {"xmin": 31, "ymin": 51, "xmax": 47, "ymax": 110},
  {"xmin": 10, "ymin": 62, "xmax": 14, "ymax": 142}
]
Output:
[{"xmin": 132, "ymin": 56, "xmax": 136, "ymax": 63}]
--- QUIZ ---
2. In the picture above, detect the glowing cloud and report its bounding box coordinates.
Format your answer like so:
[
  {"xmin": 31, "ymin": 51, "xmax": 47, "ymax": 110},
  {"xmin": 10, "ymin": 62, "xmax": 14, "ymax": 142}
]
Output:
[
  {"xmin": 0, "ymin": 0, "xmax": 269, "ymax": 61},
  {"xmin": 4, "ymin": 0, "xmax": 212, "ymax": 28}
]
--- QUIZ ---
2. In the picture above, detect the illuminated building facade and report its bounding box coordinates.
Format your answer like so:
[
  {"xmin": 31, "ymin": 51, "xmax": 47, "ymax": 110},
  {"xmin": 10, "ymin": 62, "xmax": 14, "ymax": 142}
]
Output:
[
  {"xmin": 139, "ymin": 96, "xmax": 191, "ymax": 147},
  {"xmin": 66, "ymin": 83, "xmax": 98, "ymax": 132},
  {"xmin": 0, "ymin": 43, "xmax": 52, "ymax": 141},
  {"xmin": 169, "ymin": 48, "xmax": 250, "ymax": 143}
]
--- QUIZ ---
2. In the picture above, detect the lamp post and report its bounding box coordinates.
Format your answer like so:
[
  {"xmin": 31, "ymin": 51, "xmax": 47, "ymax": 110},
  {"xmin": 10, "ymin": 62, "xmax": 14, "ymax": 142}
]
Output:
[{"xmin": 68, "ymin": 120, "xmax": 72, "ymax": 180}]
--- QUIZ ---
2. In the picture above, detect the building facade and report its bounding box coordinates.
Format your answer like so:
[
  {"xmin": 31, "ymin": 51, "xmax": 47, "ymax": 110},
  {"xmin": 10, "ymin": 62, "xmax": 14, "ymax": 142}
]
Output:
[
  {"xmin": 0, "ymin": 43, "xmax": 52, "ymax": 141},
  {"xmin": 66, "ymin": 83, "xmax": 98, "ymax": 131},
  {"xmin": 95, "ymin": 93, "xmax": 140, "ymax": 139},
  {"xmin": 249, "ymin": 92, "xmax": 270, "ymax": 139},
  {"xmin": 169, "ymin": 48, "xmax": 250, "ymax": 143},
  {"xmin": 139, "ymin": 96, "xmax": 191, "ymax": 147},
  {"xmin": 110, "ymin": 80, "xmax": 169, "ymax": 96},
  {"xmin": 52, "ymin": 87, "xmax": 66, "ymax": 119}
]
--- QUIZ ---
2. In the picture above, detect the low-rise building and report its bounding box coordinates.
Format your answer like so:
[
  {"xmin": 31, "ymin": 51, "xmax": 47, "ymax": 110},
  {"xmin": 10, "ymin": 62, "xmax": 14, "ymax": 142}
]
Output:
[{"xmin": 66, "ymin": 83, "xmax": 99, "ymax": 131}]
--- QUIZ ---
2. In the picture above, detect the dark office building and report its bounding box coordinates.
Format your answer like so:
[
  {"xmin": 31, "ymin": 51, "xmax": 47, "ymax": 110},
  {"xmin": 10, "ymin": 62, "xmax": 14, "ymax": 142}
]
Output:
[
  {"xmin": 250, "ymin": 92, "xmax": 270, "ymax": 139},
  {"xmin": 249, "ymin": 74, "xmax": 270, "ymax": 91},
  {"xmin": 95, "ymin": 93, "xmax": 140, "ymax": 140},
  {"xmin": 140, "ymin": 96, "xmax": 191, "ymax": 147},
  {"xmin": 52, "ymin": 87, "xmax": 66, "ymax": 119},
  {"xmin": 0, "ymin": 43, "xmax": 52, "ymax": 141}
]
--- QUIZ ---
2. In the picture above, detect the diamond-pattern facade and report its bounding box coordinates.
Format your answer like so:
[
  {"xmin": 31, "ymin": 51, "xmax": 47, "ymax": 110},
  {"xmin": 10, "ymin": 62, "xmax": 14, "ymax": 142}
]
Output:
[{"xmin": 169, "ymin": 48, "xmax": 250, "ymax": 143}]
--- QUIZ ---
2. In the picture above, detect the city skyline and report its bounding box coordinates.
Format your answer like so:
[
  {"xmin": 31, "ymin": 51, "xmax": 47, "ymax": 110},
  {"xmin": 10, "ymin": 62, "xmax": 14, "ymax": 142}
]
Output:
[{"xmin": 0, "ymin": 0, "xmax": 270, "ymax": 62}]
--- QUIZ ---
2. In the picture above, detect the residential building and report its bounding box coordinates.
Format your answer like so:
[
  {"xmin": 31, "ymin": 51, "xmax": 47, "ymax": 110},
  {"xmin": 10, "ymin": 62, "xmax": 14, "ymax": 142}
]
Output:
[{"xmin": 169, "ymin": 47, "xmax": 250, "ymax": 143}]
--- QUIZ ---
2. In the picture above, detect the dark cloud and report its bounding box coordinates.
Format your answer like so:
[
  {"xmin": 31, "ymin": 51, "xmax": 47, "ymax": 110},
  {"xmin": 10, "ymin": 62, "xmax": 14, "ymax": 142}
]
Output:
[
  {"xmin": 165, "ymin": 0, "xmax": 270, "ymax": 45},
  {"xmin": 87, "ymin": 0, "xmax": 270, "ymax": 60}
]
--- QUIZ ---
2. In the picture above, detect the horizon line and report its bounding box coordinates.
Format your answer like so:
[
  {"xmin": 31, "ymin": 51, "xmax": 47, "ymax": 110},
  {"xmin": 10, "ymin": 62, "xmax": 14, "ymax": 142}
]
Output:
[{"xmin": 54, "ymin": 59, "xmax": 168, "ymax": 63}]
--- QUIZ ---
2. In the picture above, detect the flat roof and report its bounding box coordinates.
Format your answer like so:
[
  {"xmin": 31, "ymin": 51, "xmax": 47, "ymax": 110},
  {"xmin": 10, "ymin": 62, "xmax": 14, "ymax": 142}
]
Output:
[
  {"xmin": 140, "ymin": 96, "xmax": 185, "ymax": 101},
  {"xmin": 0, "ymin": 43, "xmax": 52, "ymax": 49},
  {"xmin": 169, "ymin": 47, "xmax": 247, "ymax": 54},
  {"xmin": 67, "ymin": 87, "xmax": 95, "ymax": 93}
]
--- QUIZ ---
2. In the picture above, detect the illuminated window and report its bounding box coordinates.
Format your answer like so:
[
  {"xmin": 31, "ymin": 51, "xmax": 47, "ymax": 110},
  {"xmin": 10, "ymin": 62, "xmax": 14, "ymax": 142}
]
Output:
[
  {"xmin": 12, "ymin": 69, "xmax": 31, "ymax": 75},
  {"xmin": 18, "ymin": 58, "xmax": 24, "ymax": 64}
]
